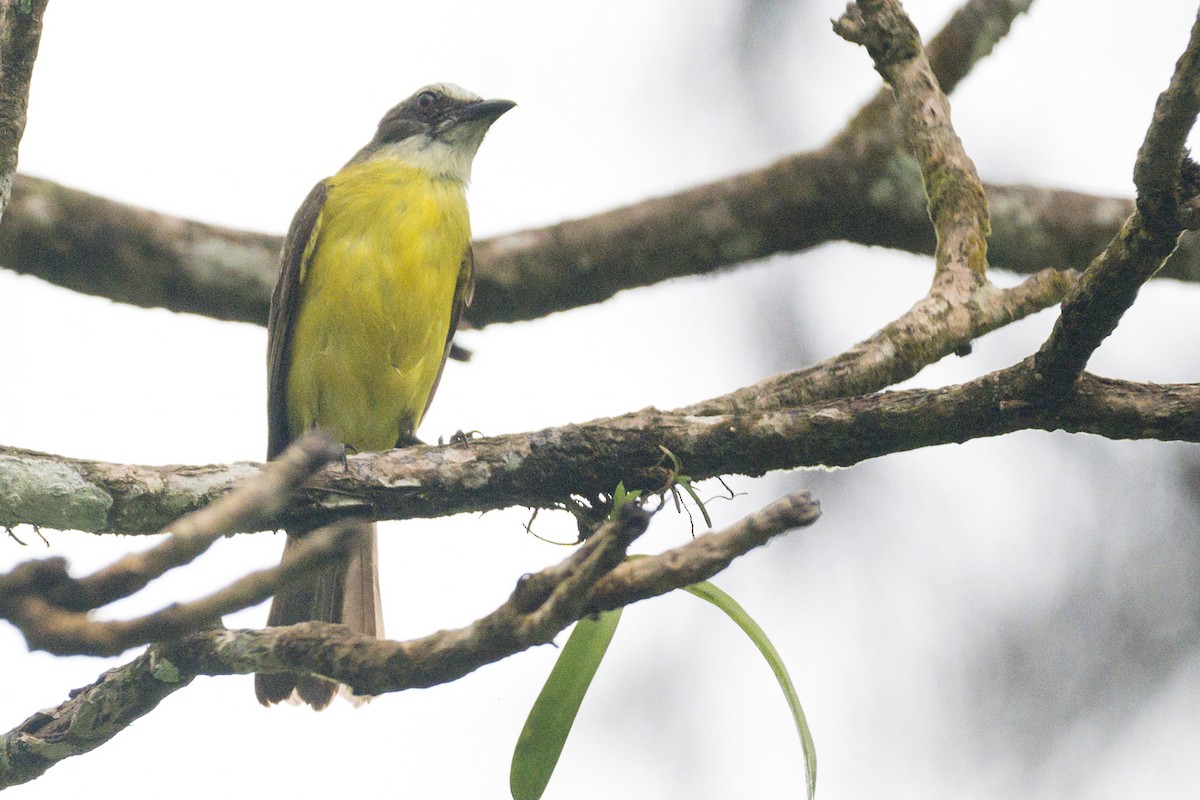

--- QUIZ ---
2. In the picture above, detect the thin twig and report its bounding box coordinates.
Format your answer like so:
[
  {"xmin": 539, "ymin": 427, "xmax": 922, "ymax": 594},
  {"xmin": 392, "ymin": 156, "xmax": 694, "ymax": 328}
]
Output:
[
  {"xmin": 73, "ymin": 431, "xmax": 344, "ymax": 608},
  {"xmin": 0, "ymin": 432, "xmax": 346, "ymax": 655},
  {"xmin": 588, "ymin": 491, "xmax": 821, "ymax": 610},
  {"xmin": 0, "ymin": 491, "xmax": 817, "ymax": 789},
  {"xmin": 6, "ymin": 521, "xmax": 358, "ymax": 657},
  {"xmin": 682, "ymin": 265, "xmax": 1075, "ymax": 416}
]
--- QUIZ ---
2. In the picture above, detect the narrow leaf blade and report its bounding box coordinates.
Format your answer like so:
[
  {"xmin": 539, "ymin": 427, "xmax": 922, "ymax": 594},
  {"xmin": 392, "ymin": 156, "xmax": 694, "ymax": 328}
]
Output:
[
  {"xmin": 683, "ymin": 581, "xmax": 816, "ymax": 799},
  {"xmin": 511, "ymin": 609, "xmax": 623, "ymax": 800}
]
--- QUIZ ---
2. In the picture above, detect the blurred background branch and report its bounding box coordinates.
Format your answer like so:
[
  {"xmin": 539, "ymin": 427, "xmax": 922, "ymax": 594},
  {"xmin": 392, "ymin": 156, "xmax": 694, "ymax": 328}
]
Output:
[{"xmin": 2, "ymin": 0, "xmax": 1198, "ymax": 334}]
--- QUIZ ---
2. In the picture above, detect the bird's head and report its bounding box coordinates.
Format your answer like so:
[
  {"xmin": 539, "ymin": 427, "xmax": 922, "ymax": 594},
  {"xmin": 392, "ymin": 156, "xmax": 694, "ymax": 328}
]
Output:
[{"xmin": 356, "ymin": 83, "xmax": 515, "ymax": 182}]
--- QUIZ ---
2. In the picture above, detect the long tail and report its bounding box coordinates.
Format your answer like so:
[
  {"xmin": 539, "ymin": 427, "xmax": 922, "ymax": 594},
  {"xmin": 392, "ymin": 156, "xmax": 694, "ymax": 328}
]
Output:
[{"xmin": 254, "ymin": 521, "xmax": 383, "ymax": 709}]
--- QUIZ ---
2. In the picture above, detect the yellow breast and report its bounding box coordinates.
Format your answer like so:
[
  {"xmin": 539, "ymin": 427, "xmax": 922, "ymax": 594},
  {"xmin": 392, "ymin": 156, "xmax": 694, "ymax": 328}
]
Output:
[{"xmin": 286, "ymin": 158, "xmax": 470, "ymax": 452}]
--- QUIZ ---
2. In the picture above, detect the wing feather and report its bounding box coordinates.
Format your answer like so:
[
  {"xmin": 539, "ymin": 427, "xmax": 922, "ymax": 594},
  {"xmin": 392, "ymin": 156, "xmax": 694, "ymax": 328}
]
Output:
[
  {"xmin": 416, "ymin": 245, "xmax": 475, "ymax": 430},
  {"xmin": 266, "ymin": 181, "xmax": 328, "ymax": 460}
]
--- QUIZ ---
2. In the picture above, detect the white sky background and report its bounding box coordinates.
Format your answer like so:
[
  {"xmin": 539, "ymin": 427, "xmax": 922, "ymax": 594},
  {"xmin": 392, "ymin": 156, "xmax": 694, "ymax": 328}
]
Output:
[{"xmin": 2, "ymin": 1, "xmax": 1200, "ymax": 798}]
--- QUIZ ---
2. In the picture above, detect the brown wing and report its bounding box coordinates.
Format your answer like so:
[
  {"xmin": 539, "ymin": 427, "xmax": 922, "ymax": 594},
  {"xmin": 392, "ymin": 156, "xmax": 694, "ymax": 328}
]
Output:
[
  {"xmin": 415, "ymin": 245, "xmax": 475, "ymax": 431},
  {"xmin": 266, "ymin": 181, "xmax": 328, "ymax": 460}
]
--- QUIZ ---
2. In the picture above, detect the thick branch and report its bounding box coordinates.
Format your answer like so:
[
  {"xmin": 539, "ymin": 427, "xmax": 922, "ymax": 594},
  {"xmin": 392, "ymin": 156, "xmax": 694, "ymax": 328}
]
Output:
[
  {"xmin": 0, "ymin": 175, "xmax": 281, "ymax": 323},
  {"xmin": 0, "ymin": 492, "xmax": 818, "ymax": 789},
  {"xmin": 7, "ymin": 172, "xmax": 1195, "ymax": 327},
  {"xmin": 0, "ymin": 364, "xmax": 1195, "ymax": 536}
]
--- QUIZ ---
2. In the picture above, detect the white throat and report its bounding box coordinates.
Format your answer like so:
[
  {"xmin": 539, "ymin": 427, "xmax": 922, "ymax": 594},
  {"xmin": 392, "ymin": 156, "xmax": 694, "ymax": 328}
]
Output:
[{"xmin": 373, "ymin": 135, "xmax": 479, "ymax": 183}]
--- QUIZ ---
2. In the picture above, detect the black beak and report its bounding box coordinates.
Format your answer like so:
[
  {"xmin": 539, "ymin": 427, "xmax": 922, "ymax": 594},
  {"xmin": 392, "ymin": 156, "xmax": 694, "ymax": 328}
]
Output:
[{"xmin": 455, "ymin": 98, "xmax": 516, "ymax": 124}]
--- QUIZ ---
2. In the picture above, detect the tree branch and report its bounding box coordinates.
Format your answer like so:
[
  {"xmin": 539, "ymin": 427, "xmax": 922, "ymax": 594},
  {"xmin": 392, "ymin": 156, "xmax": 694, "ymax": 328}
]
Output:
[
  {"xmin": 0, "ymin": 174, "xmax": 281, "ymax": 323},
  {"xmin": 7, "ymin": 0, "xmax": 1180, "ymax": 333},
  {"xmin": 0, "ymin": 0, "xmax": 48, "ymax": 223},
  {"xmin": 686, "ymin": 264, "xmax": 1074, "ymax": 416},
  {"xmin": 9, "ymin": 171, "xmax": 1194, "ymax": 324},
  {"xmin": 587, "ymin": 491, "xmax": 821, "ymax": 610},
  {"xmin": 679, "ymin": 0, "xmax": 1065, "ymax": 420},
  {"xmin": 76, "ymin": 432, "xmax": 343, "ymax": 608},
  {"xmin": 5, "ymin": 521, "xmax": 358, "ymax": 657},
  {"xmin": 684, "ymin": 0, "xmax": 1022, "ymax": 418},
  {"xmin": 2, "ymin": 2, "xmax": 1196, "ymax": 540},
  {"xmin": 1032, "ymin": 7, "xmax": 1200, "ymax": 401},
  {"xmin": 1, "ymin": 364, "xmax": 1195, "ymax": 537},
  {"xmin": 3, "ymin": 2, "xmax": 1200, "ymax": 792},
  {"xmin": 835, "ymin": 0, "xmax": 991, "ymax": 280},
  {"xmin": 0, "ymin": 647, "xmax": 190, "ymax": 791},
  {"xmin": 835, "ymin": 0, "xmax": 1033, "ymax": 142},
  {"xmin": 0, "ymin": 491, "xmax": 819, "ymax": 789},
  {"xmin": 0, "ymin": 433, "xmax": 347, "ymax": 655}
]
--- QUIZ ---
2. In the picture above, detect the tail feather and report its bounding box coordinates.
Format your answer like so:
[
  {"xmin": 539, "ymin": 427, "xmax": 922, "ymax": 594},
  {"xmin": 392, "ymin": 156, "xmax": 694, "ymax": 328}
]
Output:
[
  {"xmin": 254, "ymin": 520, "xmax": 383, "ymax": 709},
  {"xmin": 341, "ymin": 522, "xmax": 384, "ymax": 639}
]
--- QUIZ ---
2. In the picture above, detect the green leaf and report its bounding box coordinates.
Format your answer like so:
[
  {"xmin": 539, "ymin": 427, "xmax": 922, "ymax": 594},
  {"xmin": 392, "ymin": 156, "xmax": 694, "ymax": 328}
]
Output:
[
  {"xmin": 683, "ymin": 581, "xmax": 817, "ymax": 799},
  {"xmin": 511, "ymin": 609, "xmax": 623, "ymax": 800},
  {"xmin": 609, "ymin": 481, "xmax": 640, "ymax": 519}
]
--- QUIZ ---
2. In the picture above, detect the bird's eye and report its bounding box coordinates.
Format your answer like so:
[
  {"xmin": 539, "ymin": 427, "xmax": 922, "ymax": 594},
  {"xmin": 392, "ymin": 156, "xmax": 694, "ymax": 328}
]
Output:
[{"xmin": 416, "ymin": 91, "xmax": 438, "ymax": 110}]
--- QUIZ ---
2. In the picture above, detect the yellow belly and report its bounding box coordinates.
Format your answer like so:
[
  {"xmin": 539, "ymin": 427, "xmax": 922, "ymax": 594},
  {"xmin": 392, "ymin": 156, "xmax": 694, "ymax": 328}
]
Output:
[{"xmin": 286, "ymin": 159, "xmax": 469, "ymax": 452}]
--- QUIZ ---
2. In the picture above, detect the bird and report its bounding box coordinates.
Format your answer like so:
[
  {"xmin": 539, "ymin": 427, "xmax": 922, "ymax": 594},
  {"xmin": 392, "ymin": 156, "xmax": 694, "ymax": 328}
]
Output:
[{"xmin": 255, "ymin": 83, "xmax": 514, "ymax": 709}]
